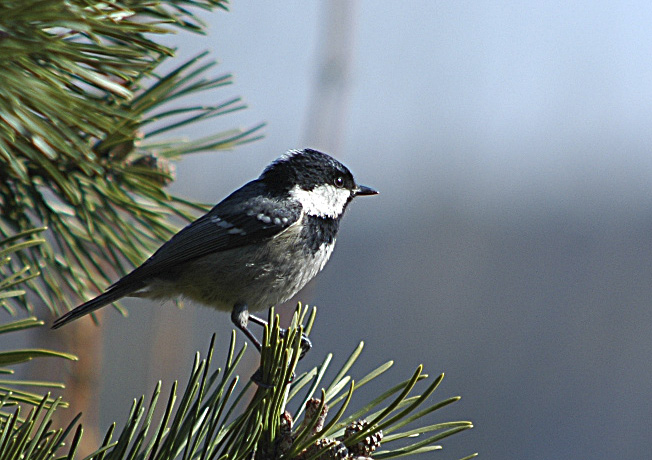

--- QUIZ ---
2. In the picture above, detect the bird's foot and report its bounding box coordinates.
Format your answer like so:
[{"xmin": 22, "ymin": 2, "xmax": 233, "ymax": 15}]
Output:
[
  {"xmin": 277, "ymin": 329, "xmax": 312, "ymax": 360},
  {"xmin": 250, "ymin": 366, "xmax": 296, "ymax": 387},
  {"xmin": 248, "ymin": 313, "xmax": 312, "ymax": 360}
]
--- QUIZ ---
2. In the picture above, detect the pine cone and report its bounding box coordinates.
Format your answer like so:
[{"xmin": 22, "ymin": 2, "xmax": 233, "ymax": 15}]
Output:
[
  {"xmin": 274, "ymin": 411, "xmax": 294, "ymax": 456},
  {"xmin": 304, "ymin": 398, "xmax": 328, "ymax": 433},
  {"xmin": 344, "ymin": 419, "xmax": 383, "ymax": 456},
  {"xmin": 129, "ymin": 153, "xmax": 175, "ymax": 185},
  {"xmin": 303, "ymin": 438, "xmax": 348, "ymax": 460}
]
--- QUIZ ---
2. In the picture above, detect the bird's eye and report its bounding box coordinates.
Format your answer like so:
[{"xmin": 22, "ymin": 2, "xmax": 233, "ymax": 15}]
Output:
[{"xmin": 334, "ymin": 176, "xmax": 344, "ymax": 188}]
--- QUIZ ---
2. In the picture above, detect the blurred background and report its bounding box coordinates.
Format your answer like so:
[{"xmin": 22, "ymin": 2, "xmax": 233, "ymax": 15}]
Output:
[{"xmin": 46, "ymin": 1, "xmax": 652, "ymax": 459}]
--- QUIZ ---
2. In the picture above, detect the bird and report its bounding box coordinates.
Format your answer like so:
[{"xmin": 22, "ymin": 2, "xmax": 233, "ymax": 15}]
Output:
[{"xmin": 52, "ymin": 148, "xmax": 378, "ymax": 355}]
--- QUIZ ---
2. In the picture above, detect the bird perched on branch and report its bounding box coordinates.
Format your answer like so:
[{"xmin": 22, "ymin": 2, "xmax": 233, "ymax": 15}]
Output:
[{"xmin": 53, "ymin": 148, "xmax": 377, "ymax": 355}]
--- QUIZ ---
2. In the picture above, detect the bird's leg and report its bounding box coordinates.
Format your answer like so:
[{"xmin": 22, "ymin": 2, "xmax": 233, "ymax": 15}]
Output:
[
  {"xmin": 248, "ymin": 314, "xmax": 268, "ymax": 327},
  {"xmin": 235, "ymin": 307, "xmax": 312, "ymax": 386},
  {"xmin": 231, "ymin": 303, "xmax": 262, "ymax": 352},
  {"xmin": 248, "ymin": 313, "xmax": 312, "ymax": 359},
  {"xmin": 232, "ymin": 304, "xmax": 276, "ymax": 388}
]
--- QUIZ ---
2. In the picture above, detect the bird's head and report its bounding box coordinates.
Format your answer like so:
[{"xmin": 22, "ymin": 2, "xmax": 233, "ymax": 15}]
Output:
[{"xmin": 260, "ymin": 148, "xmax": 378, "ymax": 219}]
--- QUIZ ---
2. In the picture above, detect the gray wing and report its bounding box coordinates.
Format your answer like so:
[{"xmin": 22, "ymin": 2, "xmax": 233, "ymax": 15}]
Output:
[{"xmin": 116, "ymin": 182, "xmax": 302, "ymax": 285}]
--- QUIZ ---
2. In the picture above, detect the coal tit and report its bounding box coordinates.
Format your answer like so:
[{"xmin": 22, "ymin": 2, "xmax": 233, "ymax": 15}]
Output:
[{"xmin": 52, "ymin": 148, "xmax": 377, "ymax": 353}]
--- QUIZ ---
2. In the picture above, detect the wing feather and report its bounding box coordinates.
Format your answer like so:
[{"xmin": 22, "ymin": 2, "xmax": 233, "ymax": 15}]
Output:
[{"xmin": 115, "ymin": 181, "xmax": 302, "ymax": 285}]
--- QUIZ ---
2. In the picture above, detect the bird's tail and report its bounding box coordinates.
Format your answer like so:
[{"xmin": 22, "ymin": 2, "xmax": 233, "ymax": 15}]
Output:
[{"xmin": 51, "ymin": 284, "xmax": 139, "ymax": 329}]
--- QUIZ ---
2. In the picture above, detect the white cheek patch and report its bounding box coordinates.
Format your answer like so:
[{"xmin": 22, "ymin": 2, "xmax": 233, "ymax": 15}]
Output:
[{"xmin": 290, "ymin": 184, "xmax": 351, "ymax": 218}]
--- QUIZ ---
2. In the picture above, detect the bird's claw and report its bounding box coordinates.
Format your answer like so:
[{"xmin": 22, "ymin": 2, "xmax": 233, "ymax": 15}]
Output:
[
  {"xmin": 278, "ymin": 329, "xmax": 312, "ymax": 360},
  {"xmin": 250, "ymin": 367, "xmax": 296, "ymax": 387}
]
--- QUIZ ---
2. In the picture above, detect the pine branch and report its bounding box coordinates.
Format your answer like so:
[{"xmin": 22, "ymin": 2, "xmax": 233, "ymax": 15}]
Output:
[
  {"xmin": 0, "ymin": 0, "xmax": 264, "ymax": 314},
  {"xmin": 0, "ymin": 306, "xmax": 475, "ymax": 459}
]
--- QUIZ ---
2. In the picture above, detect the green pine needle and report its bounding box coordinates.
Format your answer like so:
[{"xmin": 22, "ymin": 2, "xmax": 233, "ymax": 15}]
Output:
[
  {"xmin": 0, "ymin": 306, "xmax": 474, "ymax": 458},
  {"xmin": 0, "ymin": 0, "xmax": 264, "ymax": 314}
]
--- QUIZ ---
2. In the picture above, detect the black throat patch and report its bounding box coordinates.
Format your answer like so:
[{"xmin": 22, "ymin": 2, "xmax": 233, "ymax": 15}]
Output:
[{"xmin": 301, "ymin": 214, "xmax": 341, "ymax": 253}]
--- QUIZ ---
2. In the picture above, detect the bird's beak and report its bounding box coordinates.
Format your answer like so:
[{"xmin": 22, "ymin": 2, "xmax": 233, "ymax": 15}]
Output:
[{"xmin": 354, "ymin": 185, "xmax": 379, "ymax": 197}]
